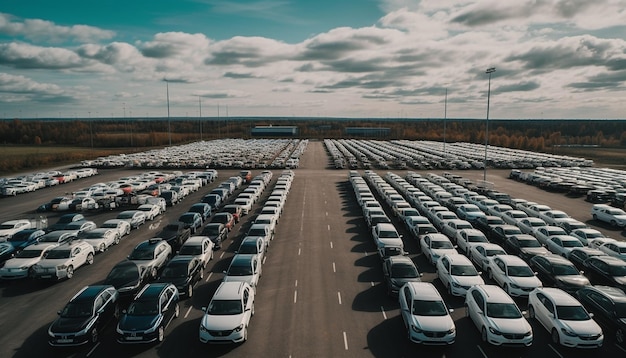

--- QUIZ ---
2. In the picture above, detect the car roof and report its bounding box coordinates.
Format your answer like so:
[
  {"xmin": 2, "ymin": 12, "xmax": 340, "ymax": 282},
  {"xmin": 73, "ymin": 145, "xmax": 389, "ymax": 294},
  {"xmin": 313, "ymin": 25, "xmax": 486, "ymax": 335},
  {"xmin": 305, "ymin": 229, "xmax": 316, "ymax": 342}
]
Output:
[
  {"xmin": 537, "ymin": 287, "xmax": 580, "ymax": 305},
  {"xmin": 593, "ymin": 255, "xmax": 626, "ymax": 265},
  {"xmin": 136, "ymin": 283, "xmax": 171, "ymax": 299},
  {"xmin": 386, "ymin": 255, "xmax": 415, "ymax": 265},
  {"xmin": 405, "ymin": 282, "xmax": 442, "ymax": 300},
  {"xmin": 376, "ymin": 223, "xmax": 397, "ymax": 231},
  {"xmin": 213, "ymin": 281, "xmax": 249, "ymax": 300},
  {"xmin": 443, "ymin": 254, "xmax": 472, "ymax": 265},
  {"xmin": 588, "ymin": 285, "xmax": 626, "ymax": 302},
  {"xmin": 538, "ymin": 254, "xmax": 574, "ymax": 264},
  {"xmin": 231, "ymin": 254, "xmax": 256, "ymax": 265},
  {"xmin": 183, "ymin": 236, "xmax": 210, "ymax": 245},
  {"xmin": 474, "ymin": 284, "xmax": 513, "ymax": 303},
  {"xmin": 493, "ymin": 254, "xmax": 527, "ymax": 265},
  {"xmin": 72, "ymin": 285, "xmax": 113, "ymax": 301}
]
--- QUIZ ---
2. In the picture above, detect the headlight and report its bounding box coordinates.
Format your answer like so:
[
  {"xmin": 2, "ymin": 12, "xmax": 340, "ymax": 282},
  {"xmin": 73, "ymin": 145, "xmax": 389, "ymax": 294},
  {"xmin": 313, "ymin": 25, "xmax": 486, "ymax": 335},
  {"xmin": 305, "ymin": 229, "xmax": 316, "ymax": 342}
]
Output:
[
  {"xmin": 560, "ymin": 327, "xmax": 577, "ymax": 337},
  {"xmin": 199, "ymin": 324, "xmax": 209, "ymax": 333},
  {"xmin": 451, "ymin": 282, "xmax": 461, "ymax": 288},
  {"xmin": 489, "ymin": 327, "xmax": 502, "ymax": 335},
  {"xmin": 32, "ymin": 264, "xmax": 42, "ymax": 271},
  {"xmin": 509, "ymin": 283, "xmax": 520, "ymax": 289},
  {"xmin": 57, "ymin": 264, "xmax": 67, "ymax": 270},
  {"xmin": 447, "ymin": 328, "xmax": 456, "ymax": 334},
  {"xmin": 234, "ymin": 324, "xmax": 244, "ymax": 332},
  {"xmin": 116, "ymin": 326, "xmax": 124, "ymax": 334},
  {"xmin": 19, "ymin": 266, "xmax": 30, "ymax": 270},
  {"xmin": 411, "ymin": 324, "xmax": 423, "ymax": 333}
]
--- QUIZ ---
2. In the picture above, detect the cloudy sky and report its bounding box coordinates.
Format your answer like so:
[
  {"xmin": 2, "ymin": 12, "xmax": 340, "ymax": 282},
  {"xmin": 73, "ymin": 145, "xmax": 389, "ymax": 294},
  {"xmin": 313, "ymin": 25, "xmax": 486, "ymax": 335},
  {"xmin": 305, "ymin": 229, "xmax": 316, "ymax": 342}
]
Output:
[{"xmin": 1, "ymin": 0, "xmax": 626, "ymax": 120}]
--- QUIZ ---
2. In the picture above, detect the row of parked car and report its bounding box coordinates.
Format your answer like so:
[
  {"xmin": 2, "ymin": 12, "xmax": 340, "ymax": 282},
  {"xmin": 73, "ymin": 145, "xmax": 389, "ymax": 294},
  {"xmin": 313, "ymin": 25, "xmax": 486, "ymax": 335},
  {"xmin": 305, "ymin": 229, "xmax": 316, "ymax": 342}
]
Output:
[
  {"xmin": 1, "ymin": 168, "xmax": 98, "ymax": 196},
  {"xmin": 350, "ymin": 169, "xmax": 626, "ymax": 348},
  {"xmin": 326, "ymin": 139, "xmax": 592, "ymax": 171},
  {"xmin": 80, "ymin": 139, "xmax": 307, "ymax": 170},
  {"xmin": 510, "ymin": 166, "xmax": 626, "ymax": 209}
]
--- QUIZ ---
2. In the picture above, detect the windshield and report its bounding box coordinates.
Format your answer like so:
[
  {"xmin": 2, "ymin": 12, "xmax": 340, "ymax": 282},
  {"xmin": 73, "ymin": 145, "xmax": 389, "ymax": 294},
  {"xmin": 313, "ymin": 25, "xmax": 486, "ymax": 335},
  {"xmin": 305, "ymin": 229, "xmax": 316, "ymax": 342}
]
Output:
[
  {"xmin": 615, "ymin": 302, "xmax": 626, "ymax": 318},
  {"xmin": 107, "ymin": 266, "xmax": 139, "ymax": 280},
  {"xmin": 15, "ymin": 249, "xmax": 43, "ymax": 258},
  {"xmin": 128, "ymin": 248, "xmax": 154, "ymax": 260},
  {"xmin": 486, "ymin": 303, "xmax": 522, "ymax": 318},
  {"xmin": 553, "ymin": 264, "xmax": 579, "ymax": 275},
  {"xmin": 248, "ymin": 229, "xmax": 266, "ymax": 237},
  {"xmin": 127, "ymin": 300, "xmax": 159, "ymax": 316},
  {"xmin": 467, "ymin": 235, "xmax": 487, "ymax": 243},
  {"xmin": 117, "ymin": 213, "xmax": 134, "ymax": 219},
  {"xmin": 45, "ymin": 250, "xmax": 71, "ymax": 259},
  {"xmin": 0, "ymin": 224, "xmax": 15, "ymax": 229},
  {"xmin": 518, "ymin": 239, "xmax": 541, "ymax": 248},
  {"xmin": 486, "ymin": 249, "xmax": 505, "ymax": 256},
  {"xmin": 255, "ymin": 219, "xmax": 270, "ymax": 225},
  {"xmin": 179, "ymin": 215, "xmax": 195, "ymax": 223},
  {"xmin": 391, "ymin": 264, "xmax": 419, "ymax": 278},
  {"xmin": 203, "ymin": 227, "xmax": 220, "ymax": 235},
  {"xmin": 431, "ymin": 241, "xmax": 453, "ymax": 249},
  {"xmin": 207, "ymin": 299, "xmax": 242, "ymax": 315},
  {"xmin": 609, "ymin": 265, "xmax": 626, "ymax": 276},
  {"xmin": 379, "ymin": 230, "xmax": 400, "ymax": 238},
  {"xmin": 179, "ymin": 245, "xmax": 202, "ymax": 255},
  {"xmin": 556, "ymin": 305, "xmax": 590, "ymax": 320},
  {"xmin": 412, "ymin": 300, "xmax": 448, "ymax": 316},
  {"xmin": 101, "ymin": 223, "xmax": 118, "ymax": 229},
  {"xmin": 450, "ymin": 265, "xmax": 478, "ymax": 276},
  {"xmin": 227, "ymin": 265, "xmax": 253, "ymax": 276},
  {"xmin": 40, "ymin": 234, "xmax": 65, "ymax": 243},
  {"xmin": 8, "ymin": 232, "xmax": 34, "ymax": 242},
  {"xmin": 562, "ymin": 240, "xmax": 583, "ymax": 248},
  {"xmin": 60, "ymin": 302, "xmax": 93, "ymax": 318},
  {"xmin": 507, "ymin": 265, "xmax": 534, "ymax": 277},
  {"xmin": 238, "ymin": 243, "xmax": 259, "ymax": 254},
  {"xmin": 161, "ymin": 263, "xmax": 188, "ymax": 278},
  {"xmin": 81, "ymin": 231, "xmax": 104, "ymax": 239}
]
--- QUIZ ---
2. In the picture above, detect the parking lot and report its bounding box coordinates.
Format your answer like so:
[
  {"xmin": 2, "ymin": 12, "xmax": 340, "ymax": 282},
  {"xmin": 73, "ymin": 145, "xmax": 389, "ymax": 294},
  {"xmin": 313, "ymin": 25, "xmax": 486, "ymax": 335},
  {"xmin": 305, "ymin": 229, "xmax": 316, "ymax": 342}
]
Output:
[{"xmin": 0, "ymin": 140, "xmax": 625, "ymax": 358}]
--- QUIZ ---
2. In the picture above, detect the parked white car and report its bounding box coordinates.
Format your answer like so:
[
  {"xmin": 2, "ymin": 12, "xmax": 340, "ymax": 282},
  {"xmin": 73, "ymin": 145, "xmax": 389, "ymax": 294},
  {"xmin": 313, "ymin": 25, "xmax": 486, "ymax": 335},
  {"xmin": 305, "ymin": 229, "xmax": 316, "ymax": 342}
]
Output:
[
  {"xmin": 399, "ymin": 282, "xmax": 456, "ymax": 345},
  {"xmin": 0, "ymin": 243, "xmax": 55, "ymax": 279},
  {"xmin": 31, "ymin": 240, "xmax": 95, "ymax": 280},
  {"xmin": 101, "ymin": 219, "xmax": 131, "ymax": 238},
  {"xmin": 419, "ymin": 234, "xmax": 457, "ymax": 265},
  {"xmin": 592, "ymin": 204, "xmax": 626, "ymax": 227},
  {"xmin": 371, "ymin": 223, "xmax": 403, "ymax": 250},
  {"xmin": 454, "ymin": 229, "xmax": 489, "ymax": 256},
  {"xmin": 0, "ymin": 219, "xmax": 32, "ymax": 242},
  {"xmin": 466, "ymin": 285, "xmax": 533, "ymax": 346},
  {"xmin": 598, "ymin": 241, "xmax": 626, "ymax": 261},
  {"xmin": 528, "ymin": 287, "xmax": 603, "ymax": 348},
  {"xmin": 545, "ymin": 235, "xmax": 584, "ymax": 257},
  {"xmin": 78, "ymin": 228, "xmax": 120, "ymax": 253},
  {"xmin": 199, "ymin": 281, "xmax": 255, "ymax": 344},
  {"xmin": 469, "ymin": 243, "xmax": 506, "ymax": 271},
  {"xmin": 137, "ymin": 204, "xmax": 161, "ymax": 221},
  {"xmin": 178, "ymin": 236, "xmax": 214, "ymax": 269},
  {"xmin": 487, "ymin": 255, "xmax": 542, "ymax": 297},
  {"xmin": 436, "ymin": 254, "xmax": 484, "ymax": 297}
]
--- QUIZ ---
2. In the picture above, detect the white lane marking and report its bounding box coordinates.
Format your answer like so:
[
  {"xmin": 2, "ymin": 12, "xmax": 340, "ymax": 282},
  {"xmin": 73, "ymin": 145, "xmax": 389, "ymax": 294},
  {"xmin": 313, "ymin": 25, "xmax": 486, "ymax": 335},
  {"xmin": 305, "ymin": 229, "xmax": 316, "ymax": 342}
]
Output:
[
  {"xmin": 262, "ymin": 256, "xmax": 267, "ymax": 264},
  {"xmin": 380, "ymin": 306, "xmax": 387, "ymax": 320},
  {"xmin": 205, "ymin": 272, "xmax": 213, "ymax": 282},
  {"xmin": 219, "ymin": 252, "xmax": 225, "ymax": 259},
  {"xmin": 332, "ymin": 262, "xmax": 336, "ymax": 273},
  {"xmin": 616, "ymin": 344, "xmax": 626, "ymax": 353},
  {"xmin": 86, "ymin": 342, "xmax": 100, "ymax": 357},
  {"xmin": 364, "ymin": 251, "xmax": 368, "ymax": 256},
  {"xmin": 327, "ymin": 224, "xmax": 330, "ymax": 231},
  {"xmin": 325, "ymin": 200, "xmax": 327, "ymax": 204},
  {"xmin": 295, "ymin": 280, "xmax": 298, "ymax": 287},
  {"xmin": 343, "ymin": 331, "xmax": 348, "ymax": 350},
  {"xmin": 548, "ymin": 344, "xmax": 563, "ymax": 358},
  {"xmin": 325, "ymin": 212, "xmax": 328, "ymax": 216},
  {"xmin": 371, "ymin": 282, "xmax": 374, "ymax": 287},
  {"xmin": 294, "ymin": 290, "xmax": 297, "ymax": 304},
  {"xmin": 337, "ymin": 291, "xmax": 342, "ymax": 305},
  {"xmin": 330, "ymin": 242, "xmax": 333, "ymax": 249},
  {"xmin": 476, "ymin": 344, "xmax": 488, "ymax": 358},
  {"xmin": 298, "ymin": 247, "xmax": 301, "ymax": 256},
  {"xmin": 184, "ymin": 305, "xmax": 193, "ymax": 319}
]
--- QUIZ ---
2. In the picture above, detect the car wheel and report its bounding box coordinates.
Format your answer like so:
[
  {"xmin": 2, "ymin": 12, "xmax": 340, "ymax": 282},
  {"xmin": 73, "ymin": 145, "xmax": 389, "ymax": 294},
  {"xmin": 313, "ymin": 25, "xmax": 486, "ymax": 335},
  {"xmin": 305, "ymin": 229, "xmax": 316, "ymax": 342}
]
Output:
[
  {"xmin": 593, "ymin": 214, "xmax": 598, "ymax": 220},
  {"xmin": 99, "ymin": 243, "xmax": 106, "ymax": 252},
  {"xmin": 86, "ymin": 253, "xmax": 94, "ymax": 265},
  {"xmin": 157, "ymin": 326, "xmax": 165, "ymax": 342},
  {"xmin": 551, "ymin": 328, "xmax": 560, "ymax": 345},
  {"xmin": 125, "ymin": 227, "xmax": 130, "ymax": 236},
  {"xmin": 66, "ymin": 265, "xmax": 74, "ymax": 279},
  {"xmin": 187, "ymin": 285, "xmax": 193, "ymax": 298},
  {"xmin": 242, "ymin": 327, "xmax": 248, "ymax": 342},
  {"xmin": 528, "ymin": 305, "xmax": 535, "ymax": 319},
  {"xmin": 114, "ymin": 304, "xmax": 120, "ymax": 319},
  {"xmin": 90, "ymin": 328, "xmax": 98, "ymax": 343},
  {"xmin": 481, "ymin": 327, "xmax": 488, "ymax": 343},
  {"xmin": 503, "ymin": 283, "xmax": 509, "ymax": 294},
  {"xmin": 611, "ymin": 220, "xmax": 617, "ymax": 226},
  {"xmin": 447, "ymin": 284, "xmax": 452, "ymax": 296},
  {"xmin": 616, "ymin": 328, "xmax": 625, "ymax": 344},
  {"xmin": 174, "ymin": 303, "xmax": 180, "ymax": 318},
  {"xmin": 114, "ymin": 235, "xmax": 120, "ymax": 245},
  {"xmin": 251, "ymin": 303, "xmax": 255, "ymax": 316},
  {"xmin": 199, "ymin": 269, "xmax": 204, "ymax": 279},
  {"xmin": 151, "ymin": 267, "xmax": 158, "ymax": 279}
]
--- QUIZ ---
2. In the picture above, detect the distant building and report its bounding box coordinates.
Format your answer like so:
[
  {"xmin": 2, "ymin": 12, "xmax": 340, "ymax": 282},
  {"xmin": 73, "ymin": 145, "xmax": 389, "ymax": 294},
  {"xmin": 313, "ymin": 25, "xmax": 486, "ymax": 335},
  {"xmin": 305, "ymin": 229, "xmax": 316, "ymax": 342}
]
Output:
[
  {"xmin": 344, "ymin": 127, "xmax": 390, "ymax": 137},
  {"xmin": 251, "ymin": 125, "xmax": 298, "ymax": 137}
]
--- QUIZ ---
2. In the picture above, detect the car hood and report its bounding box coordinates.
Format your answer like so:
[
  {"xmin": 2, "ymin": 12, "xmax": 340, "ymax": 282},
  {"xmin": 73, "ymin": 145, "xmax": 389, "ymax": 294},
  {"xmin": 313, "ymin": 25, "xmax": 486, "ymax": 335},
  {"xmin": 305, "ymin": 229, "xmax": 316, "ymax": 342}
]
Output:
[
  {"xmin": 50, "ymin": 316, "xmax": 92, "ymax": 333},
  {"xmin": 2, "ymin": 257, "xmax": 41, "ymax": 269},
  {"xmin": 452, "ymin": 275, "xmax": 484, "ymax": 286},
  {"xmin": 157, "ymin": 231, "xmax": 177, "ymax": 240},
  {"xmin": 613, "ymin": 276, "xmax": 626, "ymax": 285},
  {"xmin": 560, "ymin": 319, "xmax": 602, "ymax": 336},
  {"xmin": 377, "ymin": 238, "xmax": 404, "ymax": 247},
  {"xmin": 118, "ymin": 314, "xmax": 160, "ymax": 331},
  {"xmin": 201, "ymin": 313, "xmax": 244, "ymax": 330},
  {"xmin": 556, "ymin": 275, "xmax": 590, "ymax": 287},
  {"xmin": 521, "ymin": 247, "xmax": 549, "ymax": 256},
  {"xmin": 104, "ymin": 276, "xmax": 141, "ymax": 291},
  {"xmin": 432, "ymin": 248, "xmax": 457, "ymax": 257},
  {"xmin": 157, "ymin": 276, "xmax": 189, "ymax": 288},
  {"xmin": 223, "ymin": 275, "xmax": 255, "ymax": 285},
  {"xmin": 487, "ymin": 317, "xmax": 531, "ymax": 335},
  {"xmin": 36, "ymin": 258, "xmax": 70, "ymax": 268},
  {"xmin": 509, "ymin": 276, "xmax": 542, "ymax": 288},
  {"xmin": 414, "ymin": 315, "xmax": 455, "ymax": 332}
]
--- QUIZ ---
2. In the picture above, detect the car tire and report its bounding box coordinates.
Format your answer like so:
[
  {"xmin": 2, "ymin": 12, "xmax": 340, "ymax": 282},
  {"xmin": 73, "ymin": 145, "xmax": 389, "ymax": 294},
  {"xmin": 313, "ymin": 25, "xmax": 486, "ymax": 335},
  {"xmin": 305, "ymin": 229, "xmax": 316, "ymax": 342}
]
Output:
[
  {"xmin": 114, "ymin": 235, "xmax": 120, "ymax": 245},
  {"xmin": 503, "ymin": 283, "xmax": 509, "ymax": 294},
  {"xmin": 150, "ymin": 267, "xmax": 158, "ymax": 279},
  {"xmin": 125, "ymin": 227, "xmax": 130, "ymax": 236},
  {"xmin": 66, "ymin": 266, "xmax": 74, "ymax": 279},
  {"xmin": 199, "ymin": 270, "xmax": 204, "ymax": 279},
  {"xmin": 551, "ymin": 328, "xmax": 560, "ymax": 345},
  {"xmin": 99, "ymin": 243, "xmax": 106, "ymax": 252},
  {"xmin": 242, "ymin": 327, "xmax": 248, "ymax": 342},
  {"xmin": 616, "ymin": 328, "xmax": 624, "ymax": 344},
  {"xmin": 251, "ymin": 303, "xmax": 255, "ymax": 316},
  {"xmin": 447, "ymin": 283, "xmax": 453, "ymax": 296},
  {"xmin": 157, "ymin": 326, "xmax": 165, "ymax": 343},
  {"xmin": 114, "ymin": 304, "xmax": 120, "ymax": 319},
  {"xmin": 174, "ymin": 303, "xmax": 180, "ymax": 318},
  {"xmin": 481, "ymin": 327, "xmax": 488, "ymax": 343},
  {"xmin": 487, "ymin": 269, "xmax": 493, "ymax": 280},
  {"xmin": 86, "ymin": 253, "xmax": 94, "ymax": 265},
  {"xmin": 528, "ymin": 305, "xmax": 535, "ymax": 319},
  {"xmin": 187, "ymin": 284, "xmax": 193, "ymax": 298},
  {"xmin": 90, "ymin": 328, "xmax": 98, "ymax": 343}
]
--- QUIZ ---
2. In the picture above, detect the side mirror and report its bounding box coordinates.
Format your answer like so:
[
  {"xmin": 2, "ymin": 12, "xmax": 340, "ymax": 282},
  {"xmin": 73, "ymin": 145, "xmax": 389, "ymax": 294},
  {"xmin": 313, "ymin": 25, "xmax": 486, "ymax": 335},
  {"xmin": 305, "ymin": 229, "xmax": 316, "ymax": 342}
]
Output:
[
  {"xmin": 57, "ymin": 310, "xmax": 62, "ymax": 315},
  {"xmin": 579, "ymin": 271, "xmax": 584, "ymax": 275},
  {"xmin": 448, "ymin": 308, "xmax": 454, "ymax": 313}
]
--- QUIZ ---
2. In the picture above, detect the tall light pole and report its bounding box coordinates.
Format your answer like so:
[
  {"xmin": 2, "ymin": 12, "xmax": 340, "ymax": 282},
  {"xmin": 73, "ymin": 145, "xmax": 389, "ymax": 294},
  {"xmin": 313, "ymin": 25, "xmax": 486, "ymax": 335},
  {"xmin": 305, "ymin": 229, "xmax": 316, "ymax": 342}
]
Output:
[
  {"xmin": 166, "ymin": 80, "xmax": 171, "ymax": 146},
  {"xmin": 484, "ymin": 67, "xmax": 496, "ymax": 181},
  {"xmin": 198, "ymin": 95, "xmax": 203, "ymax": 141},
  {"xmin": 443, "ymin": 88, "xmax": 448, "ymax": 155},
  {"xmin": 88, "ymin": 111, "xmax": 93, "ymax": 149}
]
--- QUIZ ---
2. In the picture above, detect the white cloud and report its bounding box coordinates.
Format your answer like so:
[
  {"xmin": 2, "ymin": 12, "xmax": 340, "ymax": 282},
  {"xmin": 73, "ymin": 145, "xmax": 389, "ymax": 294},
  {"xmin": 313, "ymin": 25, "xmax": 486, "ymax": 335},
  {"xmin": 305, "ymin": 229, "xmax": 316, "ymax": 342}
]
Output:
[{"xmin": 0, "ymin": 12, "xmax": 115, "ymax": 43}]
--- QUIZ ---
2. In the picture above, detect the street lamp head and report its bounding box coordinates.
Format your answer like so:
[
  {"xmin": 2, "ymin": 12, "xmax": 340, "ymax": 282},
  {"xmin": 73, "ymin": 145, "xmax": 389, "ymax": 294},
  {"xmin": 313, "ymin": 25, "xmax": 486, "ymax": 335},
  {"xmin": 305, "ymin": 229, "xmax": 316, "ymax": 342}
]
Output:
[{"xmin": 486, "ymin": 67, "xmax": 496, "ymax": 74}]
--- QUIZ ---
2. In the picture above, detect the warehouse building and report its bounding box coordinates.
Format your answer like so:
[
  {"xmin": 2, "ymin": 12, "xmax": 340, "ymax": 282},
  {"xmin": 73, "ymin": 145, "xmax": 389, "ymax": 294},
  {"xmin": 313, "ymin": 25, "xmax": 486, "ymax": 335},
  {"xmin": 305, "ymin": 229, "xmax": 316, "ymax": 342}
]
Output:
[
  {"xmin": 344, "ymin": 127, "xmax": 390, "ymax": 137},
  {"xmin": 251, "ymin": 125, "xmax": 298, "ymax": 137}
]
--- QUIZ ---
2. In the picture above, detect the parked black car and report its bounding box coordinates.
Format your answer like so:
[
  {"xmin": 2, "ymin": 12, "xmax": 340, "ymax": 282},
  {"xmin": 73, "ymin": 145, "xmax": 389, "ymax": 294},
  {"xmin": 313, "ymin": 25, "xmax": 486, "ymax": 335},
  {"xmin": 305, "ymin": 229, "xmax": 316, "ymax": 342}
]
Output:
[
  {"xmin": 7, "ymin": 229, "xmax": 46, "ymax": 251},
  {"xmin": 503, "ymin": 234, "xmax": 549, "ymax": 262},
  {"xmin": 156, "ymin": 222, "xmax": 191, "ymax": 250},
  {"xmin": 47, "ymin": 213, "xmax": 85, "ymax": 232},
  {"xmin": 188, "ymin": 203, "xmax": 212, "ymax": 222},
  {"xmin": 117, "ymin": 283, "xmax": 179, "ymax": 344},
  {"xmin": 584, "ymin": 256, "xmax": 626, "ymax": 293},
  {"xmin": 528, "ymin": 254, "xmax": 590, "ymax": 294},
  {"xmin": 576, "ymin": 285, "xmax": 626, "ymax": 346},
  {"xmin": 48, "ymin": 285, "xmax": 119, "ymax": 346},
  {"xmin": 103, "ymin": 260, "xmax": 151, "ymax": 298},
  {"xmin": 156, "ymin": 256, "xmax": 203, "ymax": 298},
  {"xmin": 568, "ymin": 247, "xmax": 607, "ymax": 271},
  {"xmin": 200, "ymin": 223, "xmax": 227, "ymax": 249}
]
